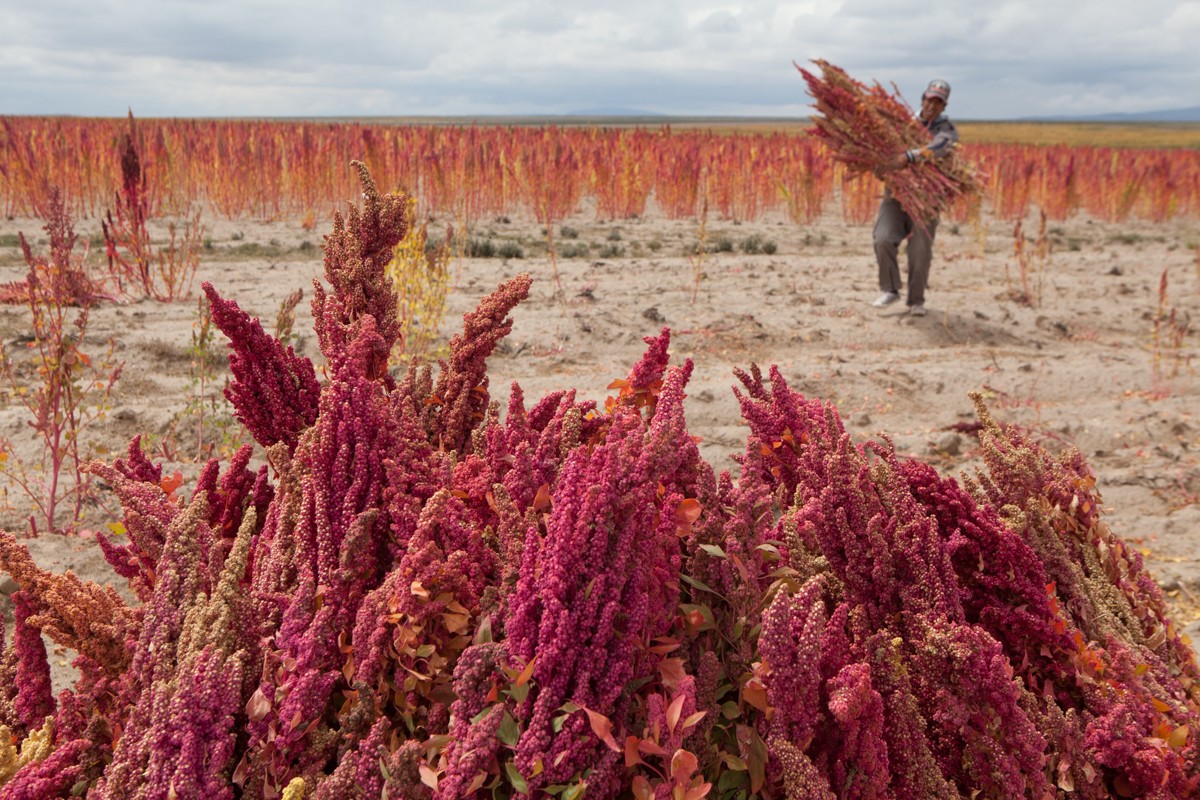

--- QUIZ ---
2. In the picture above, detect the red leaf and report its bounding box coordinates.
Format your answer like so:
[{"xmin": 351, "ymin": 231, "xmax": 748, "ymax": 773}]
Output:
[
  {"xmin": 516, "ymin": 655, "xmax": 537, "ymax": 687},
  {"xmin": 583, "ymin": 707, "xmax": 622, "ymax": 752},
  {"xmin": 418, "ymin": 764, "xmax": 440, "ymax": 790},
  {"xmin": 625, "ymin": 735, "xmax": 644, "ymax": 767},
  {"xmin": 742, "ymin": 677, "xmax": 769, "ymax": 712},
  {"xmin": 160, "ymin": 470, "xmax": 183, "ymax": 499},
  {"xmin": 638, "ymin": 738, "xmax": 667, "ymax": 757},
  {"xmin": 533, "ymin": 483, "xmax": 552, "ymax": 512},
  {"xmin": 246, "ymin": 687, "xmax": 271, "ymax": 722},
  {"xmin": 658, "ymin": 657, "xmax": 686, "ymax": 691},
  {"xmin": 670, "ymin": 749, "xmax": 699, "ymax": 783},
  {"xmin": 674, "ymin": 498, "xmax": 702, "ymax": 536},
  {"xmin": 231, "ymin": 753, "xmax": 250, "ymax": 787},
  {"xmin": 649, "ymin": 637, "xmax": 681, "ymax": 655},
  {"xmin": 665, "ymin": 693, "xmax": 686, "ymax": 734}
]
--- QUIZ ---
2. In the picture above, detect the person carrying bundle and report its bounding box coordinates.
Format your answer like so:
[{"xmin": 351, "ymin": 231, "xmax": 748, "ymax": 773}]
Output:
[{"xmin": 871, "ymin": 79, "xmax": 958, "ymax": 316}]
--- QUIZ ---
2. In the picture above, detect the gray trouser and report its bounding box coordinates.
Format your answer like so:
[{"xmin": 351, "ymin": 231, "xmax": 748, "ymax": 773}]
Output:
[{"xmin": 873, "ymin": 195, "xmax": 938, "ymax": 307}]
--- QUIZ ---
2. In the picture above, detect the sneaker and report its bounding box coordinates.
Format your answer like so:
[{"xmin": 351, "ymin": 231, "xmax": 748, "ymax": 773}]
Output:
[
  {"xmin": 872, "ymin": 292, "xmax": 901, "ymax": 308},
  {"xmin": 909, "ymin": 304, "xmax": 927, "ymax": 317}
]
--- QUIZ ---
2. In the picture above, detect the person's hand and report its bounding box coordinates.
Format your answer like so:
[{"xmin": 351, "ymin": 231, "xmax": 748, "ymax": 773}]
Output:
[{"xmin": 894, "ymin": 153, "xmax": 909, "ymax": 170}]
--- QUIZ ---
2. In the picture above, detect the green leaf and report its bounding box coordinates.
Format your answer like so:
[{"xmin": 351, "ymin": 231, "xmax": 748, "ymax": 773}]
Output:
[
  {"xmin": 624, "ymin": 675, "xmax": 653, "ymax": 694},
  {"xmin": 699, "ymin": 543, "xmax": 727, "ymax": 558},
  {"xmin": 720, "ymin": 752, "xmax": 748, "ymax": 771},
  {"xmin": 504, "ymin": 761, "xmax": 529, "ymax": 794},
  {"xmin": 474, "ymin": 614, "xmax": 494, "ymax": 644},
  {"xmin": 507, "ymin": 682, "xmax": 530, "ymax": 704},
  {"xmin": 720, "ymin": 700, "xmax": 740, "ymax": 720},
  {"xmin": 497, "ymin": 710, "xmax": 520, "ymax": 747},
  {"xmin": 747, "ymin": 727, "xmax": 768, "ymax": 793},
  {"xmin": 717, "ymin": 768, "xmax": 747, "ymax": 794},
  {"xmin": 679, "ymin": 573, "xmax": 716, "ymax": 594},
  {"xmin": 755, "ymin": 543, "xmax": 781, "ymax": 561}
]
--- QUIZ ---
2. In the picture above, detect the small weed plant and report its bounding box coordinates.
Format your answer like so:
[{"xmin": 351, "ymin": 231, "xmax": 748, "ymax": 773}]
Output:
[
  {"xmin": 0, "ymin": 191, "xmax": 122, "ymax": 534},
  {"xmin": 1150, "ymin": 267, "xmax": 1193, "ymax": 396},
  {"xmin": 688, "ymin": 198, "xmax": 710, "ymax": 303},
  {"xmin": 1007, "ymin": 210, "xmax": 1050, "ymax": 306},
  {"xmin": 159, "ymin": 295, "xmax": 244, "ymax": 462},
  {"xmin": 386, "ymin": 200, "xmax": 452, "ymax": 364}
]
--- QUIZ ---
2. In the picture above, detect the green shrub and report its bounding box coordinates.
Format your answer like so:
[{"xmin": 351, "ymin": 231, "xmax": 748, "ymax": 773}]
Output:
[
  {"xmin": 740, "ymin": 234, "xmax": 777, "ymax": 255},
  {"xmin": 708, "ymin": 236, "xmax": 734, "ymax": 253},
  {"xmin": 466, "ymin": 238, "xmax": 498, "ymax": 258},
  {"xmin": 497, "ymin": 241, "xmax": 525, "ymax": 259}
]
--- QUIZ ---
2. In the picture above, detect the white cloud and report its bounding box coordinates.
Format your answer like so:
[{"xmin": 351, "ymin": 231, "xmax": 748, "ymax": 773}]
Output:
[{"xmin": 0, "ymin": 0, "xmax": 1196, "ymax": 118}]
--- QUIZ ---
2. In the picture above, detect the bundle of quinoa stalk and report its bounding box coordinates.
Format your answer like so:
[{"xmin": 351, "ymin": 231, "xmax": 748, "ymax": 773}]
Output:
[{"xmin": 798, "ymin": 58, "xmax": 980, "ymax": 223}]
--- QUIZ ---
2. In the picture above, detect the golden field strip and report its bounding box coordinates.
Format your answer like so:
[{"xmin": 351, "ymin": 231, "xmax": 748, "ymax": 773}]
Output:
[{"xmin": 667, "ymin": 120, "xmax": 1200, "ymax": 149}]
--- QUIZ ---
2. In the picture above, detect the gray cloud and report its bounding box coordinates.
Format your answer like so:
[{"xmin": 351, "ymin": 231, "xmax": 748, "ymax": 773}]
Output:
[{"xmin": 1, "ymin": 0, "xmax": 1196, "ymax": 118}]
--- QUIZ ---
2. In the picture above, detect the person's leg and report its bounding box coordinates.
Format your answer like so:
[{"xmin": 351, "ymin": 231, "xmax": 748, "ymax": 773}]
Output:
[
  {"xmin": 905, "ymin": 216, "xmax": 939, "ymax": 307},
  {"xmin": 873, "ymin": 196, "xmax": 910, "ymax": 294}
]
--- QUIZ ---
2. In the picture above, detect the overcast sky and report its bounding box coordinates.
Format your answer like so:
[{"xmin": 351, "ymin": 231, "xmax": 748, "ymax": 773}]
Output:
[{"xmin": 2, "ymin": 1, "xmax": 1197, "ymax": 120}]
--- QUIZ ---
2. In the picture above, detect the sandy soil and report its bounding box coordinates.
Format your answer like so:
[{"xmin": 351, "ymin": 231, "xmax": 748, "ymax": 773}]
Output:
[{"xmin": 0, "ymin": 200, "xmax": 1197, "ymax": 681}]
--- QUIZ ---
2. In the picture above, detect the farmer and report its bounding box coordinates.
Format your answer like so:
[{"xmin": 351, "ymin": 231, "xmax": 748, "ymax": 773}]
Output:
[{"xmin": 871, "ymin": 79, "xmax": 958, "ymax": 316}]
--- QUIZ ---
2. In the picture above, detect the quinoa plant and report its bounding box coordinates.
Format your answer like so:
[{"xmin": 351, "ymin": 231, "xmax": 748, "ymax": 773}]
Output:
[
  {"xmin": 0, "ymin": 164, "xmax": 1196, "ymax": 799},
  {"xmin": 101, "ymin": 111, "xmax": 205, "ymax": 301},
  {"xmin": 273, "ymin": 287, "xmax": 305, "ymax": 345}
]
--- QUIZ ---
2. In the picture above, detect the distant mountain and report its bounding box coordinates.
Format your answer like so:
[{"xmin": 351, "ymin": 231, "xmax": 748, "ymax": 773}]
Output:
[{"xmin": 1020, "ymin": 107, "xmax": 1200, "ymax": 123}]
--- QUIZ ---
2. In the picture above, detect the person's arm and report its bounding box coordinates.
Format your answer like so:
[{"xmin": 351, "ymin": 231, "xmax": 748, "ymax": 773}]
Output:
[{"xmin": 903, "ymin": 117, "xmax": 958, "ymax": 164}]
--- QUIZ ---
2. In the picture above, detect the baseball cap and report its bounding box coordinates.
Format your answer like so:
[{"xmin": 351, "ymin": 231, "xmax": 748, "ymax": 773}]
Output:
[{"xmin": 923, "ymin": 80, "xmax": 951, "ymax": 102}]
